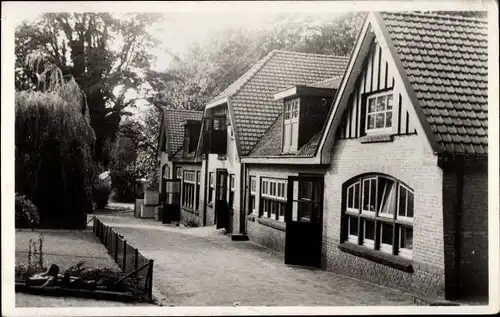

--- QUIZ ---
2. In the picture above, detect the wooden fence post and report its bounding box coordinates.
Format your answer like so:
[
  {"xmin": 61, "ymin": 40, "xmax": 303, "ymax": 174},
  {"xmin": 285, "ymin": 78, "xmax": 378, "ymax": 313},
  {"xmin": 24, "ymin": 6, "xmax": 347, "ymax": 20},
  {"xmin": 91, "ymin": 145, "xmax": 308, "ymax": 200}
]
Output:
[
  {"xmin": 123, "ymin": 239, "xmax": 127, "ymax": 270},
  {"xmin": 134, "ymin": 248, "xmax": 138, "ymax": 271},
  {"xmin": 147, "ymin": 260, "xmax": 154, "ymax": 300},
  {"xmin": 115, "ymin": 232, "xmax": 118, "ymax": 262}
]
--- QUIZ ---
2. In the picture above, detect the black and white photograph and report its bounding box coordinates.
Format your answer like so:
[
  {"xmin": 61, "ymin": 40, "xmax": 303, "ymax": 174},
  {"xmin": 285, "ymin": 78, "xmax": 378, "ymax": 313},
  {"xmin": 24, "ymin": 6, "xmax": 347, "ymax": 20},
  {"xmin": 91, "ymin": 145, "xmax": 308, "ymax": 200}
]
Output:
[{"xmin": 1, "ymin": 1, "xmax": 499, "ymax": 316}]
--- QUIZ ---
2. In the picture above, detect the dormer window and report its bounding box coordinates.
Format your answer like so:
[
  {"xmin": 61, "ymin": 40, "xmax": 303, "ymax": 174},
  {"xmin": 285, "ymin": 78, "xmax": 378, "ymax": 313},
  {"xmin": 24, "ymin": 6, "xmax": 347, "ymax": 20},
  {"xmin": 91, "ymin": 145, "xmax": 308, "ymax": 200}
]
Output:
[
  {"xmin": 202, "ymin": 107, "xmax": 227, "ymax": 155},
  {"xmin": 183, "ymin": 120, "xmax": 201, "ymax": 157},
  {"xmin": 365, "ymin": 91, "xmax": 394, "ymax": 135},
  {"xmin": 283, "ymin": 98, "xmax": 299, "ymax": 153}
]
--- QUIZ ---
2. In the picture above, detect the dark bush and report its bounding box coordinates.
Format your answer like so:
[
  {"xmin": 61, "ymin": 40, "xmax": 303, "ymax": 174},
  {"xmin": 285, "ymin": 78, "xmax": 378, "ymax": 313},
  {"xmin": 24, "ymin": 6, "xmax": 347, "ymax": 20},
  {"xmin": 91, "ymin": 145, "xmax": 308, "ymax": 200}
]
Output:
[
  {"xmin": 15, "ymin": 91, "xmax": 95, "ymax": 229},
  {"xmin": 15, "ymin": 193, "xmax": 40, "ymax": 228},
  {"xmin": 93, "ymin": 180, "xmax": 111, "ymax": 209},
  {"xmin": 109, "ymin": 169, "xmax": 137, "ymax": 203}
]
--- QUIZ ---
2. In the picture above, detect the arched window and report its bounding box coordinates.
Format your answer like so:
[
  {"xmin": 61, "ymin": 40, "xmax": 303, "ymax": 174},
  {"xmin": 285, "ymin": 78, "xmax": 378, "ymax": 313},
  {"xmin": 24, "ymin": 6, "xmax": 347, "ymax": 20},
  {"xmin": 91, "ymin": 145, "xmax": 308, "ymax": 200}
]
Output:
[{"xmin": 343, "ymin": 174, "xmax": 414, "ymax": 259}]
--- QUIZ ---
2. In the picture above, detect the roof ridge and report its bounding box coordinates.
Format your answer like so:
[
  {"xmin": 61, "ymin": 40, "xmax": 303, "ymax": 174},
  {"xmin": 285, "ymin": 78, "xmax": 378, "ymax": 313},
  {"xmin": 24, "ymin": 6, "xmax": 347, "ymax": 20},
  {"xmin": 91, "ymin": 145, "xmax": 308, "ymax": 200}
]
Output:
[
  {"xmin": 232, "ymin": 50, "xmax": 278, "ymax": 97},
  {"xmin": 273, "ymin": 49, "xmax": 350, "ymax": 59},
  {"xmin": 164, "ymin": 108, "xmax": 203, "ymax": 113},
  {"xmin": 223, "ymin": 50, "xmax": 279, "ymax": 100},
  {"xmin": 382, "ymin": 11, "xmax": 487, "ymax": 24}
]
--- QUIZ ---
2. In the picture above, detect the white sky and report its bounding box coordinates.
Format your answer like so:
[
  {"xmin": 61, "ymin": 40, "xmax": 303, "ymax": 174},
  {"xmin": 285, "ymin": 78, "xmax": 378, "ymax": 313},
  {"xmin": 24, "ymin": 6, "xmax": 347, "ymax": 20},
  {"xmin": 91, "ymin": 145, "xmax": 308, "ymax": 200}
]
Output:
[{"xmin": 6, "ymin": 0, "xmax": 490, "ymax": 71}]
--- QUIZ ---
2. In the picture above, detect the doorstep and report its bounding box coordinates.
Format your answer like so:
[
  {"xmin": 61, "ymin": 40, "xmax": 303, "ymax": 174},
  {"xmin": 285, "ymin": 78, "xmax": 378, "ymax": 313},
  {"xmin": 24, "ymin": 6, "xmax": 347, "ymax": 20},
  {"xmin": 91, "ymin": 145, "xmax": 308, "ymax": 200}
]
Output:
[{"xmin": 229, "ymin": 234, "xmax": 249, "ymax": 241}]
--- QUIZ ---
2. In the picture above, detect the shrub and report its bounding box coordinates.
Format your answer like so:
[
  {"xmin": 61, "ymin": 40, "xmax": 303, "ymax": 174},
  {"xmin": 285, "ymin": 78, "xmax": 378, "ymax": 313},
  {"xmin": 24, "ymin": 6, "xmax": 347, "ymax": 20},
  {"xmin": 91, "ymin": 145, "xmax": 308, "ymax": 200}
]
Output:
[
  {"xmin": 15, "ymin": 91, "xmax": 95, "ymax": 229},
  {"xmin": 109, "ymin": 168, "xmax": 137, "ymax": 202},
  {"xmin": 15, "ymin": 193, "xmax": 40, "ymax": 228},
  {"xmin": 93, "ymin": 180, "xmax": 111, "ymax": 209}
]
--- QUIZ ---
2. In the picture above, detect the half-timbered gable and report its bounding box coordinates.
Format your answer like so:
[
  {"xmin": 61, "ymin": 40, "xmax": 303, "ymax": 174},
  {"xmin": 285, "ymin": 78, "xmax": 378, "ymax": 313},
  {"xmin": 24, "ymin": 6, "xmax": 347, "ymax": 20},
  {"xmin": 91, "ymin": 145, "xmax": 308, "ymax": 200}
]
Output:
[{"xmin": 337, "ymin": 35, "xmax": 418, "ymax": 140}]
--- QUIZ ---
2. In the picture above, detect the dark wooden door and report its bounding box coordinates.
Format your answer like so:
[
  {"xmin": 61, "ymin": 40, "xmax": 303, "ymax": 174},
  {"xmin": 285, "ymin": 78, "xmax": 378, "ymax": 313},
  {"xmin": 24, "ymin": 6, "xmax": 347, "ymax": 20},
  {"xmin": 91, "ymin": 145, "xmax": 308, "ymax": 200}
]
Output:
[
  {"xmin": 215, "ymin": 169, "xmax": 229, "ymax": 230},
  {"xmin": 163, "ymin": 179, "xmax": 181, "ymax": 224},
  {"xmin": 285, "ymin": 176, "xmax": 324, "ymax": 267}
]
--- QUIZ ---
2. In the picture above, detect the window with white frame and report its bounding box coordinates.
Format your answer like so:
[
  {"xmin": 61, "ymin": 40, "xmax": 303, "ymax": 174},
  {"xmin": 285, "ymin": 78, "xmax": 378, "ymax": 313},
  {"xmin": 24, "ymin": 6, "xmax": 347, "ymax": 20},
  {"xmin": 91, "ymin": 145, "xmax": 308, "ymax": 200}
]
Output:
[
  {"xmin": 344, "ymin": 174, "xmax": 414, "ymax": 259},
  {"xmin": 195, "ymin": 171, "xmax": 200, "ymax": 212},
  {"xmin": 208, "ymin": 172, "xmax": 214, "ymax": 205},
  {"xmin": 182, "ymin": 171, "xmax": 196, "ymax": 210},
  {"xmin": 175, "ymin": 167, "xmax": 182, "ymax": 179},
  {"xmin": 248, "ymin": 176, "xmax": 257, "ymax": 215},
  {"xmin": 283, "ymin": 98, "xmax": 299, "ymax": 153},
  {"xmin": 260, "ymin": 178, "xmax": 287, "ymax": 221},
  {"xmin": 228, "ymin": 174, "xmax": 235, "ymax": 209},
  {"xmin": 365, "ymin": 92, "xmax": 394, "ymax": 134}
]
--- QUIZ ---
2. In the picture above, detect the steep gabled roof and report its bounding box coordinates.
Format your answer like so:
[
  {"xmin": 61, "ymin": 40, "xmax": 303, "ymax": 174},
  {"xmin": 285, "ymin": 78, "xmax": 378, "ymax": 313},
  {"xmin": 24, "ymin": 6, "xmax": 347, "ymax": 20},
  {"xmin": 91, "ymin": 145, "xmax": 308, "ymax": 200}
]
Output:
[
  {"xmin": 208, "ymin": 50, "xmax": 349, "ymax": 155},
  {"xmin": 380, "ymin": 12, "xmax": 488, "ymax": 154},
  {"xmin": 163, "ymin": 108, "xmax": 203, "ymax": 158},
  {"xmin": 319, "ymin": 12, "xmax": 488, "ymax": 161}
]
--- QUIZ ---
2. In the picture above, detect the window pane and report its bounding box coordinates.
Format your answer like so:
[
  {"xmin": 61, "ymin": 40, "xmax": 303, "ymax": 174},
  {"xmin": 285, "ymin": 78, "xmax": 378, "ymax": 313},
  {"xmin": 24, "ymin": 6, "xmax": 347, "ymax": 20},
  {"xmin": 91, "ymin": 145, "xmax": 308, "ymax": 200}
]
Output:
[
  {"xmin": 364, "ymin": 219, "xmax": 375, "ymax": 240},
  {"xmin": 367, "ymin": 114, "xmax": 375, "ymax": 129},
  {"xmin": 379, "ymin": 179, "xmax": 395, "ymax": 216},
  {"xmin": 349, "ymin": 216, "xmax": 358, "ymax": 236},
  {"xmin": 376, "ymin": 95, "xmax": 386, "ymax": 111},
  {"xmin": 375, "ymin": 112, "xmax": 385, "ymax": 128},
  {"xmin": 353, "ymin": 183, "xmax": 360, "ymax": 209},
  {"xmin": 398, "ymin": 186, "xmax": 407, "ymax": 217},
  {"xmin": 368, "ymin": 98, "xmax": 376, "ymax": 112},
  {"xmin": 400, "ymin": 226, "xmax": 413, "ymax": 250},
  {"xmin": 347, "ymin": 186, "xmax": 353, "ymax": 209},
  {"xmin": 407, "ymin": 191, "xmax": 414, "ymax": 218},
  {"xmin": 381, "ymin": 222, "xmax": 393, "ymax": 245},
  {"xmin": 387, "ymin": 94, "xmax": 394, "ymax": 110},
  {"xmin": 369, "ymin": 179, "xmax": 376, "ymax": 212},
  {"xmin": 363, "ymin": 180, "xmax": 370, "ymax": 211},
  {"xmin": 279, "ymin": 202, "xmax": 285, "ymax": 219},
  {"xmin": 386, "ymin": 111, "xmax": 392, "ymax": 127}
]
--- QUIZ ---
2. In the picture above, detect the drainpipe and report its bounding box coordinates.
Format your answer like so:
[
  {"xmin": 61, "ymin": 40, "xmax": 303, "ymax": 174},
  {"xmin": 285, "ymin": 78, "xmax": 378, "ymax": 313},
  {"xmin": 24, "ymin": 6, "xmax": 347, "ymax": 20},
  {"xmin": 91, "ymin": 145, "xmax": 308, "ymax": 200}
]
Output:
[
  {"xmin": 203, "ymin": 155, "xmax": 208, "ymax": 226},
  {"xmin": 240, "ymin": 162, "xmax": 246, "ymax": 235},
  {"xmin": 454, "ymin": 161, "xmax": 464, "ymax": 299}
]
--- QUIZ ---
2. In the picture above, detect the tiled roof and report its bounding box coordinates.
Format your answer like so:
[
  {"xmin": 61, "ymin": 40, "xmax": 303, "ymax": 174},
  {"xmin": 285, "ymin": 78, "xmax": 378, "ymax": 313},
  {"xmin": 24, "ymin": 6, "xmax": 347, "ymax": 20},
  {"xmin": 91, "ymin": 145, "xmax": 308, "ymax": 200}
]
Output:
[
  {"xmin": 248, "ymin": 113, "xmax": 322, "ymax": 157},
  {"xmin": 308, "ymin": 76, "xmax": 343, "ymax": 89},
  {"xmin": 210, "ymin": 50, "xmax": 349, "ymax": 155},
  {"xmin": 163, "ymin": 108, "xmax": 203, "ymax": 157},
  {"xmin": 381, "ymin": 12, "xmax": 488, "ymax": 155}
]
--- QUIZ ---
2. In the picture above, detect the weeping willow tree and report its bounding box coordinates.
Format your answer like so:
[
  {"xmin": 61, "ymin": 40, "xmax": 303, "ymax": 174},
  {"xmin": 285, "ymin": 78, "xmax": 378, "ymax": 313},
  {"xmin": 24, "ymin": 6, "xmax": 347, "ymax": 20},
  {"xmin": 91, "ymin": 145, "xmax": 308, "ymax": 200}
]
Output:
[{"xmin": 15, "ymin": 50, "xmax": 96, "ymax": 228}]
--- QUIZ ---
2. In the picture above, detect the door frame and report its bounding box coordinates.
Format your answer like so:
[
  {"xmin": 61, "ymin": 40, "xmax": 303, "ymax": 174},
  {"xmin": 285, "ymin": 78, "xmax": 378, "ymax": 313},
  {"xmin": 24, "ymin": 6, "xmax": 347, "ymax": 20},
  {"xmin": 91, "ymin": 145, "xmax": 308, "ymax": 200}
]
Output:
[
  {"xmin": 215, "ymin": 168, "xmax": 229, "ymax": 229},
  {"xmin": 284, "ymin": 175, "xmax": 324, "ymax": 267}
]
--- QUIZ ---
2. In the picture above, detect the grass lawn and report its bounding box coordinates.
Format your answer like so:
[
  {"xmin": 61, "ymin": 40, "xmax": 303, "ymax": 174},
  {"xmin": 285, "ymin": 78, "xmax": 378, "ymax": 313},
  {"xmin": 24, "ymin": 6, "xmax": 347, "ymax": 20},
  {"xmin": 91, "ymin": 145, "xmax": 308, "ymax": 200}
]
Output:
[
  {"xmin": 14, "ymin": 228, "xmax": 156, "ymax": 307},
  {"xmin": 15, "ymin": 229, "xmax": 120, "ymax": 272}
]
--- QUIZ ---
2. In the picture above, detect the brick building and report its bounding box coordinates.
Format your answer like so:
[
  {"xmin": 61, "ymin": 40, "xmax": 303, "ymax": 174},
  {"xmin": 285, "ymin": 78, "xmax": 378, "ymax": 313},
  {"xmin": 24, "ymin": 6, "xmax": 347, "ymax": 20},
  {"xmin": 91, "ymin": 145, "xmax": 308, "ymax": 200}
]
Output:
[
  {"xmin": 158, "ymin": 109, "xmax": 204, "ymax": 224},
  {"xmin": 158, "ymin": 12, "xmax": 488, "ymax": 301}
]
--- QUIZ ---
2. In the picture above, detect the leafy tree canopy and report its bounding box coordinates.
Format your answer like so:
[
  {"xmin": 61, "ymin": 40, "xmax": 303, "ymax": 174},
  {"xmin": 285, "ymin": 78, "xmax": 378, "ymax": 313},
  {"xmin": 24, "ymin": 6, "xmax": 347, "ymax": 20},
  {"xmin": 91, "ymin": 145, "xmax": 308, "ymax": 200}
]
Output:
[{"xmin": 15, "ymin": 12, "xmax": 171, "ymax": 165}]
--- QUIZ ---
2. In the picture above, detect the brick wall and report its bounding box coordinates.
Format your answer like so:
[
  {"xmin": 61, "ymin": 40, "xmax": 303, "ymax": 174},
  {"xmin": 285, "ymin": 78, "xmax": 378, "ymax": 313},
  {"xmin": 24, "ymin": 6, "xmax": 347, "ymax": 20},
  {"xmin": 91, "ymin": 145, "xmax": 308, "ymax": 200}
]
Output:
[
  {"xmin": 245, "ymin": 165, "xmax": 325, "ymax": 253},
  {"xmin": 181, "ymin": 207, "xmax": 202, "ymax": 227},
  {"xmin": 323, "ymin": 135, "xmax": 446, "ymax": 298},
  {"xmin": 459, "ymin": 171, "xmax": 488, "ymax": 298},
  {"xmin": 247, "ymin": 219, "xmax": 286, "ymax": 253}
]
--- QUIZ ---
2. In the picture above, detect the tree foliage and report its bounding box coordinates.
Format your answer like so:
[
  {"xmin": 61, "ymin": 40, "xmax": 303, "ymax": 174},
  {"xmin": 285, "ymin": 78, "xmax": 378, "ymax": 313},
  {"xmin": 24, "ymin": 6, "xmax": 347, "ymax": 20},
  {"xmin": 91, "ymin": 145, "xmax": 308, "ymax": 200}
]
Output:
[
  {"xmin": 153, "ymin": 12, "xmax": 365, "ymax": 111},
  {"xmin": 15, "ymin": 90, "xmax": 95, "ymax": 228},
  {"xmin": 15, "ymin": 13, "xmax": 164, "ymax": 165}
]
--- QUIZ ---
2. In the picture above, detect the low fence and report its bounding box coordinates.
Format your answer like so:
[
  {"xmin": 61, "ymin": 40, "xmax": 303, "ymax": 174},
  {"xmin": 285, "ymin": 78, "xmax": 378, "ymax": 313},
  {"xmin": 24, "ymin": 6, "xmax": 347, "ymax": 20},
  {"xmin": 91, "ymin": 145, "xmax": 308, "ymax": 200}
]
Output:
[{"xmin": 91, "ymin": 217, "xmax": 154, "ymax": 301}]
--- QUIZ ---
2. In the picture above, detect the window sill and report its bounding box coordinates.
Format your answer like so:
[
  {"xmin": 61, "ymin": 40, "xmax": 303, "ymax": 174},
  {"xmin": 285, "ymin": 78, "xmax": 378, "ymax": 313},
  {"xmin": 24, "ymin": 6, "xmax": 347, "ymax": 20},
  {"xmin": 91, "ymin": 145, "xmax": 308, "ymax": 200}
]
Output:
[
  {"xmin": 257, "ymin": 216, "xmax": 286, "ymax": 232},
  {"xmin": 247, "ymin": 214, "xmax": 256, "ymax": 222},
  {"xmin": 338, "ymin": 242, "xmax": 413, "ymax": 273},
  {"xmin": 360, "ymin": 134, "xmax": 394, "ymax": 144}
]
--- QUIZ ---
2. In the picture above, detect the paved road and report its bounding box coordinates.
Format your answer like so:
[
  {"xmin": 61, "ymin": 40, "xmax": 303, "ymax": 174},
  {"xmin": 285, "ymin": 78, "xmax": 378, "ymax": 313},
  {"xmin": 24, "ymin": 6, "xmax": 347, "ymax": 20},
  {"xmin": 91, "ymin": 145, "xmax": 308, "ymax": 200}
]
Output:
[{"xmin": 95, "ymin": 213, "xmax": 415, "ymax": 307}]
